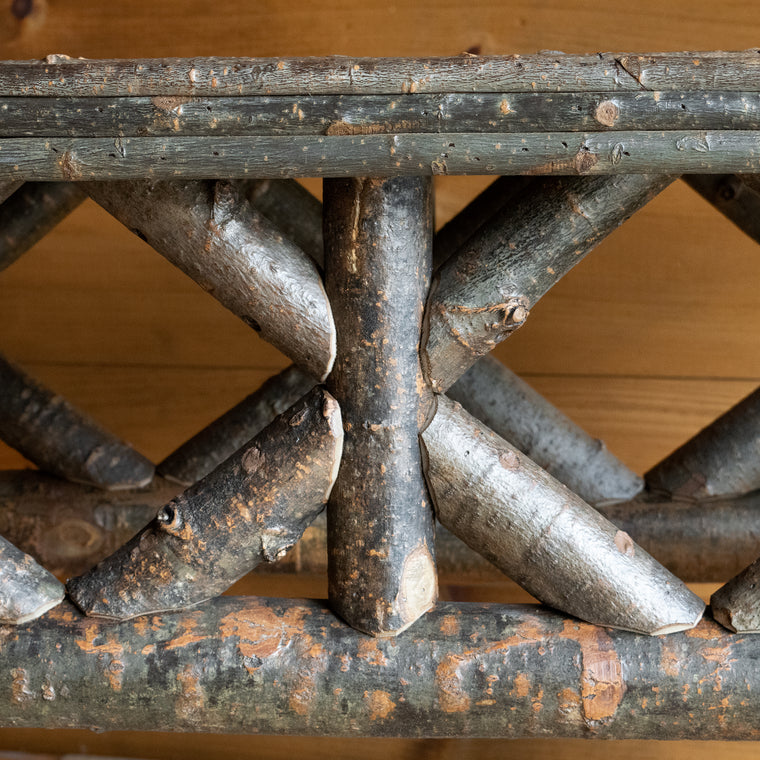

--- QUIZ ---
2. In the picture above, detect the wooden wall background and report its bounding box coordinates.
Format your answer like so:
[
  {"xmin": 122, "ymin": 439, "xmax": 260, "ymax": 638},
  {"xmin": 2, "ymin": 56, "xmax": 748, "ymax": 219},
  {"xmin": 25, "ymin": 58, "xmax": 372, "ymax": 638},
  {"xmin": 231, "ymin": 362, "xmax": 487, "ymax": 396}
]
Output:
[{"xmin": 1, "ymin": 0, "xmax": 759, "ymax": 757}]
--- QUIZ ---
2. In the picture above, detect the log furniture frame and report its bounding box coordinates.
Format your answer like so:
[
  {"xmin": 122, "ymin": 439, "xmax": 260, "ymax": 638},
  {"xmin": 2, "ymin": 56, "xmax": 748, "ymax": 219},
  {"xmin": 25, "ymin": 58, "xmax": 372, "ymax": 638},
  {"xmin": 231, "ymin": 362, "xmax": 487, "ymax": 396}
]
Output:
[{"xmin": 1, "ymin": 51, "xmax": 760, "ymax": 738}]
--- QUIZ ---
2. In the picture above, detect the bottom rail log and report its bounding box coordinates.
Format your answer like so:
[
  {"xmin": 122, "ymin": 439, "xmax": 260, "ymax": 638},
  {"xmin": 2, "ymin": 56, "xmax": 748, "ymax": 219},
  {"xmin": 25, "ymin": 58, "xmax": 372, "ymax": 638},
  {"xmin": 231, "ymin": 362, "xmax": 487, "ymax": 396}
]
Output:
[{"xmin": 0, "ymin": 597, "xmax": 757, "ymax": 738}]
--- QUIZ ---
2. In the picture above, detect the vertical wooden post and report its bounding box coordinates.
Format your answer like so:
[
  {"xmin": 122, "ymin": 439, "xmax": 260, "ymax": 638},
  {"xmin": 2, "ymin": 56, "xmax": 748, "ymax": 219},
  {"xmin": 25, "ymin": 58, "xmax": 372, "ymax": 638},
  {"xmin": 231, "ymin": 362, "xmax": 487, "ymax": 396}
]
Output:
[{"xmin": 324, "ymin": 176, "xmax": 437, "ymax": 637}]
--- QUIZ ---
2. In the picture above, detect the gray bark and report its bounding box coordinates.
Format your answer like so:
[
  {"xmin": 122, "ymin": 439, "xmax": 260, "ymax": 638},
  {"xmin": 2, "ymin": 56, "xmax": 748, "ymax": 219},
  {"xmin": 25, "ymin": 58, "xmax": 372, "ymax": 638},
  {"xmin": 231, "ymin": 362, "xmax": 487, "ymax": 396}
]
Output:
[
  {"xmin": 424, "ymin": 174, "xmax": 674, "ymax": 391},
  {"xmin": 421, "ymin": 395, "xmax": 705, "ymax": 635},
  {"xmin": 85, "ymin": 180, "xmax": 335, "ymax": 380},
  {"xmin": 0, "ymin": 353, "xmax": 154, "ymax": 490},
  {"xmin": 710, "ymin": 557, "xmax": 760, "ymax": 633},
  {"xmin": 0, "ymin": 181, "xmax": 86, "ymax": 272},
  {"xmin": 324, "ymin": 177, "xmax": 437, "ymax": 637},
  {"xmin": 0, "ymin": 533, "xmax": 63, "ymax": 624},
  {"xmin": 0, "ymin": 597, "xmax": 756, "ymax": 738},
  {"xmin": 646, "ymin": 385, "xmax": 760, "ymax": 500},
  {"xmin": 4, "ymin": 132, "xmax": 760, "ymax": 181}
]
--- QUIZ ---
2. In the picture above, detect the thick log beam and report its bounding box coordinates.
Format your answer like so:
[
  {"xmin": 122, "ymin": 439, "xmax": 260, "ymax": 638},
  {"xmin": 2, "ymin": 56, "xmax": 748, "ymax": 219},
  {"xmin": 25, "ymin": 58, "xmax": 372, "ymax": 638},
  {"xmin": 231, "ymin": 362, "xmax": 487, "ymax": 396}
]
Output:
[
  {"xmin": 0, "ymin": 598, "xmax": 757, "ymax": 738},
  {"xmin": 0, "ymin": 354, "xmax": 154, "ymax": 490},
  {"xmin": 0, "ymin": 534, "xmax": 63, "ymax": 624},
  {"xmin": 711, "ymin": 557, "xmax": 760, "ymax": 633},
  {"xmin": 157, "ymin": 365, "xmax": 314, "ymax": 486},
  {"xmin": 324, "ymin": 177, "xmax": 436, "ymax": 636},
  {"xmin": 646, "ymin": 385, "xmax": 760, "ymax": 500},
  {"xmin": 423, "ymin": 174, "xmax": 674, "ymax": 392},
  {"xmin": 683, "ymin": 174, "xmax": 760, "ymax": 245},
  {"xmin": 1, "ymin": 470, "xmax": 759, "ymax": 584},
  {"xmin": 0, "ymin": 182, "xmax": 86, "ymax": 272},
  {"xmin": 67, "ymin": 387, "xmax": 342, "ymax": 619},
  {"xmin": 448, "ymin": 357, "xmax": 642, "ymax": 505},
  {"xmin": 421, "ymin": 396, "xmax": 704, "ymax": 634},
  {"xmin": 85, "ymin": 180, "xmax": 335, "ymax": 381}
]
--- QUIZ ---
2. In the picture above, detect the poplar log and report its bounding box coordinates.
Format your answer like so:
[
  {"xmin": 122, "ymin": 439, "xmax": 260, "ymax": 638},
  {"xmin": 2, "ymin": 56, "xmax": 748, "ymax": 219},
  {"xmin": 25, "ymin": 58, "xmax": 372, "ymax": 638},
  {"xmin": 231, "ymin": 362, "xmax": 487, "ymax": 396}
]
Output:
[
  {"xmin": 1, "ymin": 470, "xmax": 759, "ymax": 584},
  {"xmin": 447, "ymin": 357, "xmax": 643, "ymax": 505},
  {"xmin": 157, "ymin": 365, "xmax": 315, "ymax": 486},
  {"xmin": 0, "ymin": 354, "xmax": 154, "ymax": 490},
  {"xmin": 84, "ymin": 179, "xmax": 335, "ymax": 381},
  {"xmin": 3, "ymin": 52, "xmax": 759, "ymax": 96},
  {"xmin": 424, "ymin": 174, "xmax": 674, "ymax": 392},
  {"xmin": 646, "ymin": 385, "xmax": 760, "ymax": 500},
  {"xmin": 683, "ymin": 174, "xmax": 760, "ymax": 244},
  {"xmin": 6, "ymin": 91, "xmax": 760, "ymax": 138},
  {"xmin": 0, "ymin": 597, "xmax": 757, "ymax": 738},
  {"xmin": 67, "ymin": 387, "xmax": 343, "ymax": 620},
  {"xmin": 4, "ymin": 132, "xmax": 760, "ymax": 181},
  {"xmin": 0, "ymin": 534, "xmax": 63, "ymax": 624},
  {"xmin": 324, "ymin": 176, "xmax": 437, "ymax": 637},
  {"xmin": 421, "ymin": 396, "xmax": 704, "ymax": 634},
  {"xmin": 0, "ymin": 181, "xmax": 86, "ymax": 272},
  {"xmin": 710, "ymin": 557, "xmax": 760, "ymax": 633}
]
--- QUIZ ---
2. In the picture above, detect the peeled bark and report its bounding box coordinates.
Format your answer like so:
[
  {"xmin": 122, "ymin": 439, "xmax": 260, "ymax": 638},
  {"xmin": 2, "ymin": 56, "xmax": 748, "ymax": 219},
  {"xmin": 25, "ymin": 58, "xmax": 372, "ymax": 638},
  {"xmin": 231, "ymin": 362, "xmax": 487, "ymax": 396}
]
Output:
[
  {"xmin": 423, "ymin": 174, "xmax": 675, "ymax": 392},
  {"xmin": 448, "ymin": 356, "xmax": 642, "ymax": 505},
  {"xmin": 0, "ymin": 182, "xmax": 86, "ymax": 272},
  {"xmin": 85, "ymin": 179, "xmax": 335, "ymax": 381},
  {"xmin": 157, "ymin": 365, "xmax": 315, "ymax": 486},
  {"xmin": 324, "ymin": 176, "xmax": 437, "ymax": 637},
  {"xmin": 0, "ymin": 353, "xmax": 154, "ymax": 490},
  {"xmin": 646, "ymin": 385, "xmax": 760, "ymax": 500},
  {"xmin": 421, "ymin": 395, "xmax": 705, "ymax": 635},
  {"xmin": 0, "ymin": 597, "xmax": 757, "ymax": 738},
  {"xmin": 711, "ymin": 557, "xmax": 760, "ymax": 633},
  {"xmin": 67, "ymin": 387, "xmax": 343, "ymax": 620},
  {"xmin": 0, "ymin": 534, "xmax": 64, "ymax": 624}
]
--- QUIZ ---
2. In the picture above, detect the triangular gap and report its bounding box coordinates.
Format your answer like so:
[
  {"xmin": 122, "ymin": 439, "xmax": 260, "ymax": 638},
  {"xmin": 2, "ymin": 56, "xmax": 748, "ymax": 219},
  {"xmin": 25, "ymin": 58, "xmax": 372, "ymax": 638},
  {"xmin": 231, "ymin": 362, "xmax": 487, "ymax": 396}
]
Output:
[{"xmin": 486, "ymin": 179, "xmax": 760, "ymax": 474}]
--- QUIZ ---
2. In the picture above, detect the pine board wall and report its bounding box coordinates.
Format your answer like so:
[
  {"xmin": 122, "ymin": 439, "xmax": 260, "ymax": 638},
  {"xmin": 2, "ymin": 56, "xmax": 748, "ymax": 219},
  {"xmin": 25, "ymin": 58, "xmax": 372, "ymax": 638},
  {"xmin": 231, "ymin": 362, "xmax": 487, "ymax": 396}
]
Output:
[{"xmin": 1, "ymin": 0, "xmax": 759, "ymax": 757}]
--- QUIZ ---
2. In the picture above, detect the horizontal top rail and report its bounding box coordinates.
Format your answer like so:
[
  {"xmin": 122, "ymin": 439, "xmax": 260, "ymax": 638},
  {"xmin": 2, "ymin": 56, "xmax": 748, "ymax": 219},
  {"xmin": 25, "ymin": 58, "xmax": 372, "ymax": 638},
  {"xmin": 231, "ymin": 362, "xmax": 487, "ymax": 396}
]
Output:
[{"xmin": 0, "ymin": 51, "xmax": 759, "ymax": 97}]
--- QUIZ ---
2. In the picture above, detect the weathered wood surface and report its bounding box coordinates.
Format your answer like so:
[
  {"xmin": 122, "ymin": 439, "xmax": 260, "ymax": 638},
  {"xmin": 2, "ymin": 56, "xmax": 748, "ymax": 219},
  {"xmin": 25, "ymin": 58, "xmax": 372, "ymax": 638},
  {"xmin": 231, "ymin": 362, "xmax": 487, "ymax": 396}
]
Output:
[
  {"xmin": 157, "ymin": 364, "xmax": 315, "ymax": 486},
  {"xmin": 424, "ymin": 174, "xmax": 674, "ymax": 392},
  {"xmin": 0, "ymin": 181, "xmax": 86, "ymax": 272},
  {"xmin": 325, "ymin": 176, "xmax": 436, "ymax": 637},
  {"xmin": 683, "ymin": 174, "xmax": 760, "ymax": 244},
  {"xmin": 85, "ymin": 180, "xmax": 335, "ymax": 380},
  {"xmin": 6, "ymin": 92, "xmax": 760, "ymax": 137},
  {"xmin": 0, "ymin": 533, "xmax": 63, "ymax": 624},
  {"xmin": 0, "ymin": 598, "xmax": 757, "ymax": 738},
  {"xmin": 741, "ymin": 174, "xmax": 760, "ymax": 194},
  {"xmin": 2, "ymin": 470, "xmax": 759, "ymax": 584},
  {"xmin": 3, "ymin": 52, "xmax": 760, "ymax": 96},
  {"xmin": 67, "ymin": 387, "xmax": 343, "ymax": 620},
  {"xmin": 0, "ymin": 180, "xmax": 21, "ymax": 204},
  {"xmin": 0, "ymin": 353, "xmax": 154, "ymax": 490},
  {"xmin": 711, "ymin": 557, "xmax": 760, "ymax": 633},
  {"xmin": 422, "ymin": 396, "xmax": 704, "ymax": 634},
  {"xmin": 646, "ymin": 385, "xmax": 760, "ymax": 500},
  {"xmin": 4, "ymin": 132, "xmax": 760, "ymax": 181},
  {"xmin": 447, "ymin": 357, "xmax": 642, "ymax": 505}
]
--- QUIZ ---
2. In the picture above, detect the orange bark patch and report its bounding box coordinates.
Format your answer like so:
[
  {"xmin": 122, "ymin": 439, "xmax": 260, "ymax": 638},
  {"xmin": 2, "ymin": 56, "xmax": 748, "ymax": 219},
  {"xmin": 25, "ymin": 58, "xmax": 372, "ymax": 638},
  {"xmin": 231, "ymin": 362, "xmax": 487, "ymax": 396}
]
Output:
[
  {"xmin": 175, "ymin": 663, "xmax": 206, "ymax": 721},
  {"xmin": 440, "ymin": 614, "xmax": 460, "ymax": 636},
  {"xmin": 75, "ymin": 625, "xmax": 126, "ymax": 692},
  {"xmin": 357, "ymin": 637, "xmax": 390, "ymax": 667},
  {"xmin": 513, "ymin": 672, "xmax": 531, "ymax": 698},
  {"xmin": 164, "ymin": 613, "xmax": 208, "ymax": 651},
  {"xmin": 562, "ymin": 621, "xmax": 625, "ymax": 724},
  {"xmin": 365, "ymin": 689, "xmax": 396, "ymax": 720}
]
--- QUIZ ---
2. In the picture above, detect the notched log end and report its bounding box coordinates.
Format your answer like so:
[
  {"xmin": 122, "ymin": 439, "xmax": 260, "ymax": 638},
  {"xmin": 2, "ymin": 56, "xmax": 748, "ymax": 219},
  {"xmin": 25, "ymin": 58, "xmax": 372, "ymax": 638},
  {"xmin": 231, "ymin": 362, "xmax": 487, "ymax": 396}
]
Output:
[{"xmin": 394, "ymin": 544, "xmax": 437, "ymax": 634}]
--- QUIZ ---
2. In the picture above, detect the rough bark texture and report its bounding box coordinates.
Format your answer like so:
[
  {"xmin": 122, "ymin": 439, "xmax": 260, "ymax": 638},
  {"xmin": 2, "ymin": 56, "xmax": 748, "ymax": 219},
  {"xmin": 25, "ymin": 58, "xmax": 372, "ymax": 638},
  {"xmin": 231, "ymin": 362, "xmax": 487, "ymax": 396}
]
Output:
[
  {"xmin": 448, "ymin": 356, "xmax": 642, "ymax": 505},
  {"xmin": 7, "ymin": 91, "xmax": 760, "ymax": 137},
  {"xmin": 5, "ymin": 132, "xmax": 760, "ymax": 181},
  {"xmin": 2, "ymin": 471, "xmax": 759, "ymax": 584},
  {"xmin": 0, "ymin": 598, "xmax": 757, "ymax": 738},
  {"xmin": 0, "ymin": 533, "xmax": 63, "ymax": 624},
  {"xmin": 324, "ymin": 176, "xmax": 437, "ymax": 637},
  {"xmin": 421, "ymin": 395, "xmax": 705, "ymax": 635},
  {"xmin": 67, "ymin": 387, "xmax": 343, "ymax": 620},
  {"xmin": 0, "ymin": 353, "xmax": 154, "ymax": 490},
  {"xmin": 711, "ymin": 557, "xmax": 760, "ymax": 633},
  {"xmin": 424, "ymin": 174, "xmax": 674, "ymax": 392},
  {"xmin": 683, "ymin": 174, "xmax": 760, "ymax": 244},
  {"xmin": 646, "ymin": 385, "xmax": 760, "ymax": 500},
  {"xmin": 85, "ymin": 179, "xmax": 335, "ymax": 381},
  {"xmin": 0, "ymin": 181, "xmax": 86, "ymax": 272},
  {"xmin": 4, "ymin": 52, "xmax": 759, "ymax": 96},
  {"xmin": 157, "ymin": 365, "xmax": 315, "ymax": 486}
]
